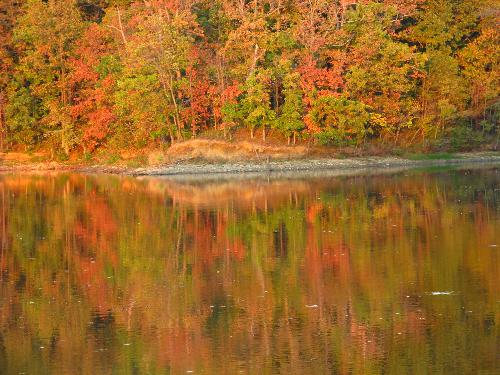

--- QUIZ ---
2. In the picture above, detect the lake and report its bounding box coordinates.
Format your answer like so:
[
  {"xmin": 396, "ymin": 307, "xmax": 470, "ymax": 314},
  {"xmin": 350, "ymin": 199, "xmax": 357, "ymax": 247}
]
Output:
[{"xmin": 0, "ymin": 167, "xmax": 498, "ymax": 374}]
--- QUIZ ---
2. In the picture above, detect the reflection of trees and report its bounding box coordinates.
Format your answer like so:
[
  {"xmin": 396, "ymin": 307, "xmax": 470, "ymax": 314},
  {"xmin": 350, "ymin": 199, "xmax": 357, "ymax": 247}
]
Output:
[{"xmin": 0, "ymin": 170, "xmax": 498, "ymax": 374}]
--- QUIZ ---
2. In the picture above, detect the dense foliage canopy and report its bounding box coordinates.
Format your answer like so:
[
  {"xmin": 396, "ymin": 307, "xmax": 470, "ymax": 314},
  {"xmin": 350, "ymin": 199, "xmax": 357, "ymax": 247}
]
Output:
[{"xmin": 0, "ymin": 0, "xmax": 498, "ymax": 155}]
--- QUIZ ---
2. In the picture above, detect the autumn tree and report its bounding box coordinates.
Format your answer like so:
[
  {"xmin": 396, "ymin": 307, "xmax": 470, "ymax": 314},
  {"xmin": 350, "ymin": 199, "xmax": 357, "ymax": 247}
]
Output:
[
  {"xmin": 114, "ymin": 2, "xmax": 198, "ymax": 143},
  {"xmin": 344, "ymin": 3, "xmax": 419, "ymax": 136},
  {"xmin": 69, "ymin": 24, "xmax": 119, "ymax": 152},
  {"xmin": 407, "ymin": 0, "xmax": 484, "ymax": 136},
  {"xmin": 458, "ymin": 12, "xmax": 500, "ymax": 129},
  {"xmin": 0, "ymin": 0, "xmax": 22, "ymax": 150},
  {"xmin": 7, "ymin": 0, "xmax": 84, "ymax": 154}
]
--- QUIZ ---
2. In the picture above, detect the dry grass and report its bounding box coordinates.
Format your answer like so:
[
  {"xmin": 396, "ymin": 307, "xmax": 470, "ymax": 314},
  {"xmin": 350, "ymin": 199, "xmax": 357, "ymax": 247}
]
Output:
[
  {"xmin": 161, "ymin": 139, "xmax": 309, "ymax": 163},
  {"xmin": 0, "ymin": 152, "xmax": 48, "ymax": 163},
  {"xmin": 147, "ymin": 151, "xmax": 167, "ymax": 166}
]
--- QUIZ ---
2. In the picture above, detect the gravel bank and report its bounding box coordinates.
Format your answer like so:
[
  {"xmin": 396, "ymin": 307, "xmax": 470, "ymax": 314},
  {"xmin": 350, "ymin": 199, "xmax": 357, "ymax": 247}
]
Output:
[
  {"xmin": 128, "ymin": 152, "xmax": 500, "ymax": 177},
  {"xmin": 1, "ymin": 152, "xmax": 499, "ymax": 177}
]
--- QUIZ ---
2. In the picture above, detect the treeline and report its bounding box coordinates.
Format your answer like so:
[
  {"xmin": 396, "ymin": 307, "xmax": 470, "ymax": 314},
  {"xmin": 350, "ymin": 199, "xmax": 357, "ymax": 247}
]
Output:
[{"xmin": 0, "ymin": 0, "xmax": 498, "ymax": 156}]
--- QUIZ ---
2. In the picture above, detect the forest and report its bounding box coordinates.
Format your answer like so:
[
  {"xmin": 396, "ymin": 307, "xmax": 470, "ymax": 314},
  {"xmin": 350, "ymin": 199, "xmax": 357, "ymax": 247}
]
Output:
[{"xmin": 0, "ymin": 0, "xmax": 498, "ymax": 158}]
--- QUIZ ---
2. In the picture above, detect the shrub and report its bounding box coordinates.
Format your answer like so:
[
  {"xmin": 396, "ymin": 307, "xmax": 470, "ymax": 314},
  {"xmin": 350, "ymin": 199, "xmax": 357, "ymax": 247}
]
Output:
[{"xmin": 449, "ymin": 123, "xmax": 484, "ymax": 151}]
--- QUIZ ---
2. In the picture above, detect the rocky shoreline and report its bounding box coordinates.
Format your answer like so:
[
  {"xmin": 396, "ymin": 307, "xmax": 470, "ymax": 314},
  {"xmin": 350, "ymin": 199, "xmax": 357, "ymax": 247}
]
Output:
[
  {"xmin": 1, "ymin": 152, "xmax": 499, "ymax": 178},
  {"xmin": 133, "ymin": 152, "xmax": 500, "ymax": 177}
]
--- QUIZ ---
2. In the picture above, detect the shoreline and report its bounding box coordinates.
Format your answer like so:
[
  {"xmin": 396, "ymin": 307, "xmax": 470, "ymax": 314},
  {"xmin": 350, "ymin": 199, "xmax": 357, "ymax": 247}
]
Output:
[{"xmin": 1, "ymin": 152, "xmax": 500, "ymax": 178}]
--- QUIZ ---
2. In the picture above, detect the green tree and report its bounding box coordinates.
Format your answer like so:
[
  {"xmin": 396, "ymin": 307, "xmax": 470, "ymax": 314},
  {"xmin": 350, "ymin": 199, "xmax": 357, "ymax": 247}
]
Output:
[
  {"xmin": 407, "ymin": 0, "xmax": 484, "ymax": 137},
  {"xmin": 309, "ymin": 96, "xmax": 371, "ymax": 146},
  {"xmin": 114, "ymin": 72, "xmax": 168, "ymax": 147},
  {"xmin": 117, "ymin": 3, "xmax": 196, "ymax": 142},
  {"xmin": 275, "ymin": 72, "xmax": 304, "ymax": 145},
  {"xmin": 5, "ymin": 82, "xmax": 42, "ymax": 148},
  {"xmin": 240, "ymin": 72, "xmax": 275, "ymax": 140},
  {"xmin": 344, "ymin": 3, "xmax": 419, "ymax": 136}
]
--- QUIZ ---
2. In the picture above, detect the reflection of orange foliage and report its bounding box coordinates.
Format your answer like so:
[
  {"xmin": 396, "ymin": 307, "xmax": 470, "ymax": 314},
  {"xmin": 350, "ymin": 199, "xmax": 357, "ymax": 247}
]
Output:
[
  {"xmin": 77, "ymin": 257, "xmax": 113, "ymax": 312},
  {"xmin": 320, "ymin": 241, "xmax": 351, "ymax": 269},
  {"xmin": 74, "ymin": 193, "xmax": 118, "ymax": 258},
  {"xmin": 306, "ymin": 202, "xmax": 323, "ymax": 223},
  {"xmin": 229, "ymin": 239, "xmax": 246, "ymax": 260},
  {"xmin": 73, "ymin": 193, "xmax": 119, "ymax": 313}
]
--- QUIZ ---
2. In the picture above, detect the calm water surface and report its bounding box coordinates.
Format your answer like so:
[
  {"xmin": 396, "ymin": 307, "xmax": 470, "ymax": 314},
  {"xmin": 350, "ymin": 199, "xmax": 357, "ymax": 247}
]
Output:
[{"xmin": 0, "ymin": 168, "xmax": 499, "ymax": 374}]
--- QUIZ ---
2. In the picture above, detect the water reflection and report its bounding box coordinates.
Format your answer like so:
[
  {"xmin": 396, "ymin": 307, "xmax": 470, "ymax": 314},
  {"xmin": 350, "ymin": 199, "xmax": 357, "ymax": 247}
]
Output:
[{"xmin": 0, "ymin": 168, "xmax": 498, "ymax": 374}]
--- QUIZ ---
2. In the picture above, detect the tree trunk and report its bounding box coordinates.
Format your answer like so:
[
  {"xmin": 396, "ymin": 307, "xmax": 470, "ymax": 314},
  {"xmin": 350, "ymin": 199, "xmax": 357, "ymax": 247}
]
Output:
[
  {"xmin": 275, "ymin": 82, "xmax": 279, "ymax": 111},
  {"xmin": 116, "ymin": 7, "xmax": 128, "ymax": 45},
  {"xmin": 248, "ymin": 44, "xmax": 260, "ymax": 79},
  {"xmin": 167, "ymin": 74, "xmax": 183, "ymax": 140},
  {"xmin": 168, "ymin": 127, "xmax": 175, "ymax": 144},
  {"xmin": 0, "ymin": 93, "xmax": 5, "ymax": 152},
  {"xmin": 262, "ymin": 126, "xmax": 266, "ymax": 142},
  {"xmin": 105, "ymin": 7, "xmax": 128, "ymax": 47}
]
